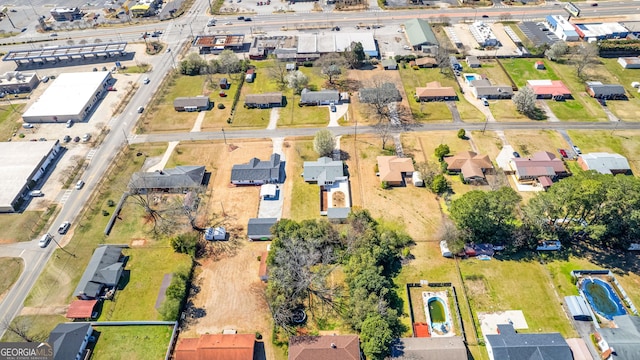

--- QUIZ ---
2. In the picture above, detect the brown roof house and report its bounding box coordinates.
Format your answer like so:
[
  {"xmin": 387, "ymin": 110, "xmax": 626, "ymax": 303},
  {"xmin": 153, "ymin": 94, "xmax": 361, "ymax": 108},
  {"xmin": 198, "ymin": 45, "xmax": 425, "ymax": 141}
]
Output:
[
  {"xmin": 289, "ymin": 335, "xmax": 361, "ymax": 360},
  {"xmin": 415, "ymin": 81, "xmax": 458, "ymax": 102},
  {"xmin": 510, "ymin": 151, "xmax": 568, "ymax": 188},
  {"xmin": 377, "ymin": 156, "xmax": 415, "ymax": 186},
  {"xmin": 415, "ymin": 57, "xmax": 437, "ymax": 68},
  {"xmin": 174, "ymin": 333, "xmax": 256, "ymax": 360},
  {"xmin": 244, "ymin": 92, "xmax": 284, "ymax": 108},
  {"xmin": 445, "ymin": 151, "xmax": 494, "ymax": 182}
]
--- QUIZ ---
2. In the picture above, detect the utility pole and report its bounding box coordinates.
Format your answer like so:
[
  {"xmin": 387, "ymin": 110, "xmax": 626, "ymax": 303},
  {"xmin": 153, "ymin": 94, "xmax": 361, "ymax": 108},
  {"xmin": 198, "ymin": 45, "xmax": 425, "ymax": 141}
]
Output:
[
  {"xmin": 482, "ymin": 116, "xmax": 488, "ymax": 134},
  {"xmin": 221, "ymin": 128, "xmax": 227, "ymax": 144},
  {"xmin": 51, "ymin": 235, "xmax": 76, "ymax": 257}
]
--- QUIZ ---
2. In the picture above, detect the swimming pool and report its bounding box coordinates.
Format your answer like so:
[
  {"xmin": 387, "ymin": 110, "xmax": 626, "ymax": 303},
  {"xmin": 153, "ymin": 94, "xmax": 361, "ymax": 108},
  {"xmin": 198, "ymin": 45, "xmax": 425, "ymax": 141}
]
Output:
[
  {"xmin": 423, "ymin": 291, "xmax": 453, "ymax": 337},
  {"xmin": 463, "ymin": 73, "xmax": 482, "ymax": 84},
  {"xmin": 581, "ymin": 278, "xmax": 626, "ymax": 321}
]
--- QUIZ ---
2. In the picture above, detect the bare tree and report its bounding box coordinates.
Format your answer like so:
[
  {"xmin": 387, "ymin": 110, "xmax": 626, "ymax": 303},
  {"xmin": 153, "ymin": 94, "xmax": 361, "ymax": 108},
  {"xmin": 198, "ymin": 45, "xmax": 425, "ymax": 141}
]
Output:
[
  {"xmin": 286, "ymin": 70, "xmax": 309, "ymax": 95},
  {"xmin": 545, "ymin": 41, "xmax": 569, "ymax": 61},
  {"xmin": 218, "ymin": 49, "xmax": 241, "ymax": 78},
  {"xmin": 572, "ymin": 43, "xmax": 599, "ymax": 79},
  {"xmin": 268, "ymin": 60, "xmax": 288, "ymax": 90},
  {"xmin": 315, "ymin": 53, "xmax": 347, "ymax": 85},
  {"xmin": 434, "ymin": 44, "xmax": 453, "ymax": 75},
  {"xmin": 2, "ymin": 317, "xmax": 46, "ymax": 342},
  {"xmin": 360, "ymin": 78, "xmax": 412, "ymax": 148},
  {"xmin": 512, "ymin": 86, "xmax": 537, "ymax": 115}
]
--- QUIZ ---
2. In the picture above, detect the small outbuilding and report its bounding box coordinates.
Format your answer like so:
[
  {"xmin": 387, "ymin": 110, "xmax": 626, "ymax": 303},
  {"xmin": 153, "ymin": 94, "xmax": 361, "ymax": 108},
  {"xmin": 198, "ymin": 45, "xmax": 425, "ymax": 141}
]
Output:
[
  {"xmin": 205, "ymin": 227, "xmax": 226, "ymax": 241},
  {"xmin": 382, "ymin": 58, "xmax": 398, "ymax": 70},
  {"xmin": 412, "ymin": 171, "xmax": 424, "ymax": 187},
  {"xmin": 260, "ymin": 184, "xmax": 278, "ymax": 199},
  {"xmin": 247, "ymin": 218, "xmax": 278, "ymax": 240},
  {"xmin": 440, "ymin": 240, "xmax": 453, "ymax": 258},
  {"xmin": 219, "ymin": 78, "xmax": 230, "ymax": 89},
  {"xmin": 565, "ymin": 295, "xmax": 593, "ymax": 321},
  {"xmin": 534, "ymin": 61, "xmax": 546, "ymax": 70},
  {"xmin": 245, "ymin": 68, "xmax": 255, "ymax": 83},
  {"xmin": 466, "ymin": 55, "xmax": 481, "ymax": 68}
]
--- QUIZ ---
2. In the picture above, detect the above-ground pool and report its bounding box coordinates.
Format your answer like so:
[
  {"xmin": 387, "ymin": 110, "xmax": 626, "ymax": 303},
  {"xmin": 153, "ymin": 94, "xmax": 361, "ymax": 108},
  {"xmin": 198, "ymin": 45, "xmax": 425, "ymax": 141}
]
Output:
[
  {"xmin": 423, "ymin": 291, "xmax": 454, "ymax": 337},
  {"xmin": 581, "ymin": 278, "xmax": 627, "ymax": 321}
]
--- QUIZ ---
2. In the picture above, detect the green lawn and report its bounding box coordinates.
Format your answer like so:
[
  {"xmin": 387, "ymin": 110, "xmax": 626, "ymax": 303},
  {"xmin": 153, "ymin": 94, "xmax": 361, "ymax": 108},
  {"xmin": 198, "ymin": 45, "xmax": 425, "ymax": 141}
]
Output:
[
  {"xmin": 99, "ymin": 248, "xmax": 191, "ymax": 321},
  {"xmin": 596, "ymin": 58, "xmax": 640, "ymax": 121},
  {"xmin": 459, "ymin": 258, "xmax": 577, "ymax": 337},
  {"xmin": 1, "ymin": 315, "xmax": 66, "ymax": 342},
  {"xmin": 0, "ymin": 258, "xmax": 23, "ymax": 299},
  {"xmin": 566, "ymin": 130, "xmax": 640, "ymax": 174},
  {"xmin": 0, "ymin": 211, "xmax": 46, "ymax": 242},
  {"xmin": 489, "ymin": 101, "xmax": 529, "ymax": 122},
  {"xmin": 278, "ymin": 101, "xmax": 329, "ymax": 127},
  {"xmin": 287, "ymin": 140, "xmax": 320, "ymax": 220},
  {"xmin": 91, "ymin": 325, "xmax": 173, "ymax": 360},
  {"xmin": 398, "ymin": 67, "xmax": 483, "ymax": 122},
  {"xmin": 0, "ymin": 104, "xmax": 25, "ymax": 141},
  {"xmin": 142, "ymin": 75, "xmax": 206, "ymax": 132},
  {"xmin": 501, "ymin": 58, "xmax": 606, "ymax": 121}
]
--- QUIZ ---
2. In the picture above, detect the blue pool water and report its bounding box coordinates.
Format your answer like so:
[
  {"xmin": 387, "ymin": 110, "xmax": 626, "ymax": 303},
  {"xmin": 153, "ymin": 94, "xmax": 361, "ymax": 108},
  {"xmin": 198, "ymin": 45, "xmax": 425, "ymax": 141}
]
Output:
[
  {"xmin": 465, "ymin": 75, "xmax": 477, "ymax": 82},
  {"xmin": 581, "ymin": 278, "xmax": 626, "ymax": 320}
]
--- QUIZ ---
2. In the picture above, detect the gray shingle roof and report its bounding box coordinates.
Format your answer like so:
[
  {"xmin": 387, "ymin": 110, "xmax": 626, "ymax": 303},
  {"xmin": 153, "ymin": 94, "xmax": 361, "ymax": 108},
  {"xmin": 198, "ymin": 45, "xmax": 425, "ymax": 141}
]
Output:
[
  {"xmin": 129, "ymin": 166, "xmax": 206, "ymax": 192},
  {"xmin": 391, "ymin": 337, "xmax": 467, "ymax": 360},
  {"xmin": 404, "ymin": 19, "xmax": 439, "ymax": 47},
  {"xmin": 299, "ymin": 89, "xmax": 340, "ymax": 105},
  {"xmin": 245, "ymin": 92, "xmax": 283, "ymax": 105},
  {"xmin": 74, "ymin": 245, "xmax": 124, "ymax": 298},
  {"xmin": 48, "ymin": 323, "xmax": 92, "ymax": 360},
  {"xmin": 248, "ymin": 218, "xmax": 278, "ymax": 239},
  {"xmin": 231, "ymin": 154, "xmax": 283, "ymax": 183},
  {"xmin": 598, "ymin": 315, "xmax": 640, "ymax": 360},
  {"xmin": 359, "ymin": 82, "xmax": 402, "ymax": 104},
  {"xmin": 486, "ymin": 324, "xmax": 572, "ymax": 360},
  {"xmin": 303, "ymin": 157, "xmax": 345, "ymax": 185},
  {"xmin": 173, "ymin": 97, "xmax": 211, "ymax": 108},
  {"xmin": 586, "ymin": 82, "xmax": 625, "ymax": 96}
]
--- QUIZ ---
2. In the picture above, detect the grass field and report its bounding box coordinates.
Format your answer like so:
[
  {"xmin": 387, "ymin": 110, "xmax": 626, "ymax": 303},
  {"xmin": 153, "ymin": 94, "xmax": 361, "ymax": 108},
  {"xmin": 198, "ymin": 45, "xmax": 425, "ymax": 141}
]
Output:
[
  {"xmin": 91, "ymin": 325, "xmax": 173, "ymax": 360},
  {"xmin": 1, "ymin": 315, "xmax": 66, "ymax": 342},
  {"xmin": 0, "ymin": 211, "xmax": 46, "ymax": 243},
  {"xmin": 398, "ymin": 67, "xmax": 483, "ymax": 122},
  {"xmin": 99, "ymin": 248, "xmax": 191, "ymax": 321},
  {"xmin": 0, "ymin": 104, "xmax": 25, "ymax": 141},
  {"xmin": 142, "ymin": 75, "xmax": 206, "ymax": 132},
  {"xmin": 503, "ymin": 130, "xmax": 569, "ymax": 157},
  {"xmin": 0, "ymin": 258, "xmax": 23, "ymax": 300}
]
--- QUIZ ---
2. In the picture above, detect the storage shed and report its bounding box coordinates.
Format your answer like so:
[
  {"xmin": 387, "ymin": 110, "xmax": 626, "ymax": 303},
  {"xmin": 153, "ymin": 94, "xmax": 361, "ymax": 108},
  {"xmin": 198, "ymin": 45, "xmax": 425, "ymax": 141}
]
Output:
[{"xmin": 565, "ymin": 295, "xmax": 593, "ymax": 321}]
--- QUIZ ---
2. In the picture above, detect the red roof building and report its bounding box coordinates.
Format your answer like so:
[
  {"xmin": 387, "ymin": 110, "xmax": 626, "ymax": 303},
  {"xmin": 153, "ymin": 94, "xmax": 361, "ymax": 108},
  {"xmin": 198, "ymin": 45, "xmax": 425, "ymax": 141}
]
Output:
[
  {"xmin": 174, "ymin": 334, "xmax": 256, "ymax": 360},
  {"xmin": 510, "ymin": 151, "xmax": 568, "ymax": 186},
  {"xmin": 65, "ymin": 300, "xmax": 98, "ymax": 319},
  {"xmin": 526, "ymin": 80, "xmax": 572, "ymax": 100},
  {"xmin": 413, "ymin": 323, "xmax": 431, "ymax": 338},
  {"xmin": 288, "ymin": 335, "xmax": 361, "ymax": 360}
]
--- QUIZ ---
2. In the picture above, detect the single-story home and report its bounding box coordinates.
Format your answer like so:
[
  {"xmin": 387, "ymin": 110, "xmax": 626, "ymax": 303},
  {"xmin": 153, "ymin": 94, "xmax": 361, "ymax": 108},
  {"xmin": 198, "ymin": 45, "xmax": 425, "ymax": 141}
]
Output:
[
  {"xmin": 486, "ymin": 324, "xmax": 572, "ymax": 360},
  {"xmin": 231, "ymin": 153, "xmax": 284, "ymax": 185},
  {"xmin": 391, "ymin": 336, "xmax": 467, "ymax": 360},
  {"xmin": 219, "ymin": 78, "xmax": 229, "ymax": 89},
  {"xmin": 377, "ymin": 156, "xmax": 415, "ymax": 186},
  {"xmin": 359, "ymin": 82, "xmax": 402, "ymax": 104},
  {"xmin": 74, "ymin": 245, "xmax": 125, "ymax": 299},
  {"xmin": 466, "ymin": 55, "xmax": 481, "ymax": 68},
  {"xmin": 304, "ymin": 157, "xmax": 351, "ymax": 221},
  {"xmin": 382, "ymin": 58, "xmax": 398, "ymax": 70},
  {"xmin": 173, "ymin": 97, "xmax": 212, "ymax": 112},
  {"xmin": 578, "ymin": 152, "xmax": 631, "ymax": 175},
  {"xmin": 469, "ymin": 79, "xmax": 514, "ymax": 99},
  {"xmin": 247, "ymin": 217, "xmax": 278, "ymax": 240},
  {"xmin": 299, "ymin": 89, "xmax": 340, "ymax": 106},
  {"xmin": 303, "ymin": 157, "xmax": 346, "ymax": 185},
  {"xmin": 414, "ymin": 57, "xmax": 437, "ymax": 68},
  {"xmin": 617, "ymin": 57, "xmax": 640, "ymax": 69},
  {"xmin": 48, "ymin": 323, "xmax": 93, "ymax": 360},
  {"xmin": 585, "ymin": 81, "xmax": 626, "ymax": 99},
  {"xmin": 510, "ymin": 151, "xmax": 568, "ymax": 186},
  {"xmin": 174, "ymin": 333, "xmax": 256, "ymax": 360},
  {"xmin": 245, "ymin": 68, "xmax": 255, "ymax": 83},
  {"xmin": 526, "ymin": 80, "xmax": 572, "ymax": 100},
  {"xmin": 289, "ymin": 335, "xmax": 361, "ymax": 360},
  {"xmin": 415, "ymin": 81, "xmax": 458, "ymax": 102},
  {"xmin": 596, "ymin": 315, "xmax": 640, "ymax": 360},
  {"xmin": 244, "ymin": 92, "xmax": 284, "ymax": 108},
  {"xmin": 66, "ymin": 299, "xmax": 99, "ymax": 320},
  {"xmin": 444, "ymin": 151, "xmax": 494, "ymax": 181},
  {"xmin": 128, "ymin": 166, "xmax": 206, "ymax": 194}
]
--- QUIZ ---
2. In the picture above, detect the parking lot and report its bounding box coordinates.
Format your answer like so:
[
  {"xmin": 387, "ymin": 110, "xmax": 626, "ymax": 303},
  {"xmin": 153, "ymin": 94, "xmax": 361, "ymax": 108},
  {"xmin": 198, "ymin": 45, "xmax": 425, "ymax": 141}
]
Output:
[
  {"xmin": 449, "ymin": 23, "xmax": 520, "ymax": 57},
  {"xmin": 519, "ymin": 21, "xmax": 560, "ymax": 47}
]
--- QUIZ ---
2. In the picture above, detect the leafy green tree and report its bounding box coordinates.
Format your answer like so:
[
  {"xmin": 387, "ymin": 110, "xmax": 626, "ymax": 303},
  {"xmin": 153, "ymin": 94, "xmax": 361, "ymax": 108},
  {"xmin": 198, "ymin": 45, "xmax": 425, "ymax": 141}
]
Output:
[
  {"xmin": 361, "ymin": 314, "xmax": 395, "ymax": 360},
  {"xmin": 313, "ymin": 129, "xmax": 336, "ymax": 157},
  {"xmin": 457, "ymin": 128, "xmax": 466, "ymax": 139},
  {"xmin": 431, "ymin": 174, "xmax": 450, "ymax": 195},
  {"xmin": 218, "ymin": 49, "xmax": 241, "ymax": 76},
  {"xmin": 170, "ymin": 233, "xmax": 199, "ymax": 257},
  {"xmin": 434, "ymin": 144, "xmax": 450, "ymax": 162},
  {"xmin": 345, "ymin": 41, "xmax": 365, "ymax": 68},
  {"xmin": 415, "ymin": 161, "xmax": 440, "ymax": 189}
]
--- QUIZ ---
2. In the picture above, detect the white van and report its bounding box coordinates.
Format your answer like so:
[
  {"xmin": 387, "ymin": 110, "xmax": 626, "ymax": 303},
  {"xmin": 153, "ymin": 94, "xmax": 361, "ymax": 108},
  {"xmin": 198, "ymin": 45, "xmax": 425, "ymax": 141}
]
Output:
[{"xmin": 29, "ymin": 190, "xmax": 44, "ymax": 197}]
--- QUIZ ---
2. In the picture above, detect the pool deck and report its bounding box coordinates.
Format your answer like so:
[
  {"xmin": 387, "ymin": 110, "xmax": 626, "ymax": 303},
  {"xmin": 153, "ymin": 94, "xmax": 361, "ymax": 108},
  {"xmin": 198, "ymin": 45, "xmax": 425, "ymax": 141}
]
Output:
[
  {"xmin": 422, "ymin": 291, "xmax": 454, "ymax": 337},
  {"xmin": 478, "ymin": 310, "xmax": 528, "ymax": 338}
]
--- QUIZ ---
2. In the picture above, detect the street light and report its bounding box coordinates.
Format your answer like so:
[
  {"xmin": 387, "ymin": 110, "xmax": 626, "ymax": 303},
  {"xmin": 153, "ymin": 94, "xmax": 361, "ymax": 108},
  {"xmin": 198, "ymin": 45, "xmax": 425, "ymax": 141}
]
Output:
[{"xmin": 221, "ymin": 128, "xmax": 227, "ymax": 144}]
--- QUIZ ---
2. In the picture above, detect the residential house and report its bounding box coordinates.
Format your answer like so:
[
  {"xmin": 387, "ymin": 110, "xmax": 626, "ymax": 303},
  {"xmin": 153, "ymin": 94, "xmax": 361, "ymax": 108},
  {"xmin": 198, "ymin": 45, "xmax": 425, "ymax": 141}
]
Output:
[
  {"xmin": 526, "ymin": 80, "xmax": 572, "ymax": 100},
  {"xmin": 128, "ymin": 166, "xmax": 206, "ymax": 194},
  {"xmin": 617, "ymin": 57, "xmax": 640, "ymax": 69},
  {"xmin": 48, "ymin": 323, "xmax": 93, "ymax": 360},
  {"xmin": 578, "ymin": 152, "xmax": 631, "ymax": 175},
  {"xmin": 565, "ymin": 338, "xmax": 594, "ymax": 360},
  {"xmin": 469, "ymin": 79, "xmax": 514, "ymax": 99},
  {"xmin": 359, "ymin": 82, "xmax": 402, "ymax": 104},
  {"xmin": 596, "ymin": 315, "xmax": 640, "ymax": 360},
  {"xmin": 510, "ymin": 151, "xmax": 568, "ymax": 187},
  {"xmin": 245, "ymin": 68, "xmax": 255, "ymax": 83},
  {"xmin": 404, "ymin": 19, "xmax": 439, "ymax": 52},
  {"xmin": 299, "ymin": 89, "xmax": 340, "ymax": 106},
  {"xmin": 244, "ymin": 92, "xmax": 284, "ymax": 108},
  {"xmin": 173, "ymin": 97, "xmax": 212, "ymax": 112},
  {"xmin": 585, "ymin": 81, "xmax": 626, "ymax": 99},
  {"xmin": 415, "ymin": 57, "xmax": 437, "ymax": 68},
  {"xmin": 174, "ymin": 333, "xmax": 256, "ymax": 360},
  {"xmin": 466, "ymin": 55, "xmax": 481, "ymax": 68},
  {"xmin": 219, "ymin": 78, "xmax": 229, "ymax": 89},
  {"xmin": 303, "ymin": 157, "xmax": 351, "ymax": 222},
  {"xmin": 535, "ymin": 61, "xmax": 546, "ymax": 70},
  {"xmin": 444, "ymin": 151, "xmax": 494, "ymax": 182},
  {"xmin": 231, "ymin": 153, "xmax": 284, "ymax": 185},
  {"xmin": 288, "ymin": 335, "xmax": 361, "ymax": 360},
  {"xmin": 247, "ymin": 217, "xmax": 278, "ymax": 240},
  {"xmin": 74, "ymin": 245, "xmax": 125, "ymax": 299},
  {"xmin": 66, "ymin": 300, "xmax": 99, "ymax": 320},
  {"xmin": 391, "ymin": 337, "xmax": 467, "ymax": 360},
  {"xmin": 415, "ymin": 81, "xmax": 458, "ymax": 102},
  {"xmin": 485, "ymin": 324, "xmax": 572, "ymax": 360},
  {"xmin": 377, "ymin": 156, "xmax": 415, "ymax": 186},
  {"xmin": 382, "ymin": 58, "xmax": 398, "ymax": 70}
]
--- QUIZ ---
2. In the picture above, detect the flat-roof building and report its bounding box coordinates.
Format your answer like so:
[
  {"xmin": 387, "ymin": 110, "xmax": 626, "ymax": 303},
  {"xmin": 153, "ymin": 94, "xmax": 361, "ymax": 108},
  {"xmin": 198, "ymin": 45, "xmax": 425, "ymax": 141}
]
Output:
[
  {"xmin": 574, "ymin": 21, "xmax": 629, "ymax": 41},
  {"xmin": 22, "ymin": 71, "xmax": 112, "ymax": 123},
  {"xmin": 546, "ymin": 15, "xmax": 580, "ymax": 41},
  {"xmin": 193, "ymin": 35, "xmax": 245, "ymax": 54},
  {"xmin": 470, "ymin": 21, "xmax": 500, "ymax": 47},
  {"xmin": 248, "ymin": 33, "xmax": 377, "ymax": 60},
  {"xmin": 0, "ymin": 71, "xmax": 39, "ymax": 94},
  {"xmin": 50, "ymin": 7, "xmax": 82, "ymax": 21},
  {"xmin": 0, "ymin": 141, "xmax": 62, "ymax": 213}
]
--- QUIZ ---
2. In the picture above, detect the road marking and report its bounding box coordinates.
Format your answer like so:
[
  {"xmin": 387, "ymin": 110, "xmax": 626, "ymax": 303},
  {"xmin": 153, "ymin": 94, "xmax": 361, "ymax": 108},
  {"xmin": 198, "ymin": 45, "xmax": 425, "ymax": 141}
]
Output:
[
  {"xmin": 86, "ymin": 149, "xmax": 97, "ymax": 160},
  {"xmin": 19, "ymin": 250, "xmax": 24, "ymax": 257},
  {"xmin": 60, "ymin": 190, "xmax": 73, "ymax": 205}
]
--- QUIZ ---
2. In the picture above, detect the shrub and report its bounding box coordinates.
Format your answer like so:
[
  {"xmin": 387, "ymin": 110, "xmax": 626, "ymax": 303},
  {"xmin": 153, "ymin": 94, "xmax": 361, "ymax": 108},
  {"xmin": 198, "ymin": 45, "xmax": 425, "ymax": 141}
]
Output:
[
  {"xmin": 18, "ymin": 133, "xmax": 25, "ymax": 138},
  {"xmin": 255, "ymin": 332, "xmax": 263, "ymax": 340},
  {"xmin": 107, "ymin": 199, "xmax": 115, "ymax": 207},
  {"xmin": 303, "ymin": 61, "xmax": 313, "ymax": 67},
  {"xmin": 457, "ymin": 128, "xmax": 466, "ymax": 139},
  {"xmin": 381, "ymin": 181, "xmax": 390, "ymax": 189},
  {"xmin": 402, "ymin": 247, "xmax": 411, "ymax": 258},
  {"xmin": 412, "ymin": 65, "xmax": 420, "ymax": 70},
  {"xmin": 374, "ymin": 163, "xmax": 379, "ymax": 173},
  {"xmin": 102, "ymin": 210, "xmax": 109, "ymax": 216},
  {"xmin": 217, "ymin": 103, "xmax": 225, "ymax": 109}
]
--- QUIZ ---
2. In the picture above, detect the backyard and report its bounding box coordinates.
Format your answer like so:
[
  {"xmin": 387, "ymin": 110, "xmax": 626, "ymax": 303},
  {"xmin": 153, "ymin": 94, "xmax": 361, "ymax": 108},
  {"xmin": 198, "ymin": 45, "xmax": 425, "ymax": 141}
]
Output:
[
  {"xmin": 281, "ymin": 139, "xmax": 321, "ymax": 221},
  {"xmin": 566, "ymin": 130, "xmax": 640, "ymax": 174},
  {"xmin": 91, "ymin": 325, "xmax": 174, "ymax": 360}
]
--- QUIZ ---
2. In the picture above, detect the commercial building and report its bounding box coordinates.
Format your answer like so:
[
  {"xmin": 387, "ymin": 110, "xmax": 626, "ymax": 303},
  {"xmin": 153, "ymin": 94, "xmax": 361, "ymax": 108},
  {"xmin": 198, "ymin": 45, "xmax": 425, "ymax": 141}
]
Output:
[
  {"xmin": 0, "ymin": 71, "xmax": 39, "ymax": 94},
  {"xmin": 249, "ymin": 33, "xmax": 377, "ymax": 60},
  {"xmin": 470, "ymin": 21, "xmax": 499, "ymax": 47},
  {"xmin": 574, "ymin": 21, "xmax": 629, "ymax": 41},
  {"xmin": 546, "ymin": 15, "xmax": 580, "ymax": 41},
  {"xmin": 50, "ymin": 7, "xmax": 82, "ymax": 21},
  {"xmin": 2, "ymin": 42, "xmax": 128, "ymax": 65},
  {"xmin": 130, "ymin": 0, "xmax": 162, "ymax": 17},
  {"xmin": 0, "ymin": 141, "xmax": 62, "ymax": 213},
  {"xmin": 193, "ymin": 35, "xmax": 245, "ymax": 54},
  {"xmin": 404, "ymin": 19, "xmax": 439, "ymax": 52},
  {"xmin": 22, "ymin": 71, "xmax": 112, "ymax": 123}
]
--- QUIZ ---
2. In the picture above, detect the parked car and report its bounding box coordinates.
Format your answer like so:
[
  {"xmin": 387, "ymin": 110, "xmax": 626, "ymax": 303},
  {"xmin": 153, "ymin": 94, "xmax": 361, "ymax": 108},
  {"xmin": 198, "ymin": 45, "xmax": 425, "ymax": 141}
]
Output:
[
  {"xmin": 50, "ymin": 33, "xmax": 58, "ymax": 37},
  {"xmin": 22, "ymin": 123, "xmax": 34, "ymax": 129},
  {"xmin": 63, "ymin": 135, "xmax": 72, "ymax": 143},
  {"xmin": 38, "ymin": 233, "xmax": 52, "ymax": 248},
  {"xmin": 58, "ymin": 221, "xmax": 71, "ymax": 235},
  {"xmin": 573, "ymin": 146, "xmax": 582, "ymax": 155},
  {"xmin": 66, "ymin": 120, "xmax": 73, "ymax": 128},
  {"xmin": 482, "ymin": 98, "xmax": 489, "ymax": 106},
  {"xmin": 513, "ymin": 151, "xmax": 521, "ymax": 158},
  {"xmin": 82, "ymin": 133, "xmax": 91, "ymax": 142},
  {"xmin": 330, "ymin": 102, "xmax": 337, "ymax": 112},
  {"xmin": 559, "ymin": 149, "xmax": 568, "ymax": 158},
  {"xmin": 41, "ymin": 76, "xmax": 50, "ymax": 83},
  {"xmin": 73, "ymin": 136, "xmax": 80, "ymax": 142},
  {"xmin": 29, "ymin": 190, "xmax": 44, "ymax": 197},
  {"xmin": 237, "ymin": 16, "xmax": 244, "ymax": 20},
  {"xmin": 75, "ymin": 180, "xmax": 85, "ymax": 190}
]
